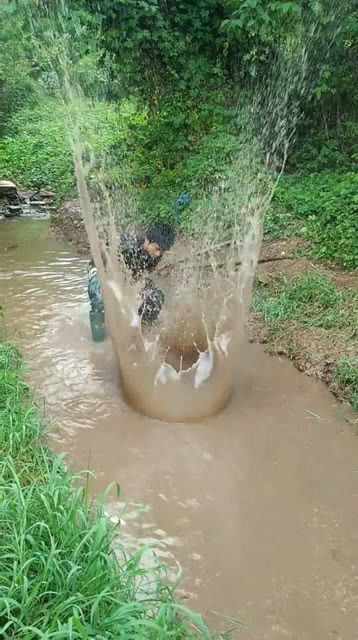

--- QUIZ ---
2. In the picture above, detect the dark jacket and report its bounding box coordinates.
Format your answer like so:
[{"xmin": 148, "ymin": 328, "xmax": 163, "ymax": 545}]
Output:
[{"xmin": 118, "ymin": 231, "xmax": 161, "ymax": 280}]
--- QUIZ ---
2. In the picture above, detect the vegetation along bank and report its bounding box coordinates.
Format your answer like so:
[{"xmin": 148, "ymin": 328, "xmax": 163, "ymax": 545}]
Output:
[{"xmin": 0, "ymin": 339, "xmax": 211, "ymax": 638}]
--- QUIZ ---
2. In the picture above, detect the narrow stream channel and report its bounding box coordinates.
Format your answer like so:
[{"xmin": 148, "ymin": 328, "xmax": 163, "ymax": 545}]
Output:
[{"xmin": 1, "ymin": 217, "xmax": 357, "ymax": 639}]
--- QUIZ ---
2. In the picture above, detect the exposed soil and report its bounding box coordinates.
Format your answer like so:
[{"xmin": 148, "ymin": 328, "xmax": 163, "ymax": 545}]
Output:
[
  {"xmin": 249, "ymin": 318, "xmax": 356, "ymax": 400},
  {"xmin": 50, "ymin": 199, "xmax": 90, "ymax": 253},
  {"xmin": 257, "ymin": 236, "xmax": 358, "ymax": 290},
  {"xmin": 50, "ymin": 203, "xmax": 357, "ymax": 403},
  {"xmin": 250, "ymin": 237, "xmax": 358, "ymax": 405}
]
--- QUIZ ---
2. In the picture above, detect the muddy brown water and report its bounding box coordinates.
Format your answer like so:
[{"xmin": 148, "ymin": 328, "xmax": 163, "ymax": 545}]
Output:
[{"xmin": 1, "ymin": 218, "xmax": 357, "ymax": 639}]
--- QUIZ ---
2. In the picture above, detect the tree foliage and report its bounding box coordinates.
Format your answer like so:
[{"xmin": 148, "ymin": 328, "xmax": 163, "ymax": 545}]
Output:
[{"xmin": 0, "ymin": 0, "xmax": 357, "ymax": 266}]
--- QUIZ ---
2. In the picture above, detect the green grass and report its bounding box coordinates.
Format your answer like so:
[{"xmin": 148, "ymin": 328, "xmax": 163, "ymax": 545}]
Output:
[
  {"xmin": 266, "ymin": 172, "xmax": 358, "ymax": 269},
  {"xmin": 251, "ymin": 270, "xmax": 358, "ymax": 409},
  {"xmin": 251, "ymin": 271, "xmax": 358, "ymax": 332},
  {"xmin": 331, "ymin": 357, "xmax": 358, "ymax": 411},
  {"xmin": 0, "ymin": 341, "xmax": 211, "ymax": 639}
]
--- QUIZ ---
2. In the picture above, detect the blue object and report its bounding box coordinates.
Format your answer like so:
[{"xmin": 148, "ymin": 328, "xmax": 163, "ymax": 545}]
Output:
[
  {"xmin": 174, "ymin": 194, "xmax": 190, "ymax": 224},
  {"xmin": 175, "ymin": 194, "xmax": 190, "ymax": 208}
]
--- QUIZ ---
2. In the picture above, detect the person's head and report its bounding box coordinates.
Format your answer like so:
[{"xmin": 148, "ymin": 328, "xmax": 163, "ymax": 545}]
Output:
[{"xmin": 143, "ymin": 223, "xmax": 175, "ymax": 258}]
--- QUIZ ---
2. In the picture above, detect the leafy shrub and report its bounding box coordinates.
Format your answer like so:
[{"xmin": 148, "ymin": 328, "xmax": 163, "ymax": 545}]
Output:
[
  {"xmin": 134, "ymin": 124, "xmax": 239, "ymax": 227},
  {"xmin": 268, "ymin": 172, "xmax": 358, "ymax": 268},
  {"xmin": 0, "ymin": 97, "xmax": 146, "ymax": 201},
  {"xmin": 288, "ymin": 122, "xmax": 358, "ymax": 175},
  {"xmin": 0, "ymin": 100, "xmax": 74, "ymax": 200}
]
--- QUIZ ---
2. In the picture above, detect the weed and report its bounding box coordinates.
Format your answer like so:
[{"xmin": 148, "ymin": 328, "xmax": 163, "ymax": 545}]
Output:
[
  {"xmin": 332, "ymin": 357, "xmax": 358, "ymax": 411},
  {"xmin": 0, "ymin": 341, "xmax": 210, "ymax": 639},
  {"xmin": 268, "ymin": 172, "xmax": 358, "ymax": 268},
  {"xmin": 251, "ymin": 271, "xmax": 358, "ymax": 407},
  {"xmin": 252, "ymin": 271, "xmax": 358, "ymax": 331}
]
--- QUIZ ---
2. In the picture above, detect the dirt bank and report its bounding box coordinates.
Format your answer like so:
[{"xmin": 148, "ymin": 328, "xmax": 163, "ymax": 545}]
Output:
[
  {"xmin": 250, "ymin": 238, "xmax": 358, "ymax": 409},
  {"xmin": 50, "ymin": 199, "xmax": 90, "ymax": 253}
]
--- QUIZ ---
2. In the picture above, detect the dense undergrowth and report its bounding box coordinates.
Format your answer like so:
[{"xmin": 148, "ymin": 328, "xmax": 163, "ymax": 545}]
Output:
[
  {"xmin": 1, "ymin": 95, "xmax": 357, "ymax": 269},
  {"xmin": 1, "ymin": 1, "xmax": 358, "ymax": 269},
  {"xmin": 0, "ymin": 341, "xmax": 210, "ymax": 639},
  {"xmin": 266, "ymin": 170, "xmax": 358, "ymax": 268}
]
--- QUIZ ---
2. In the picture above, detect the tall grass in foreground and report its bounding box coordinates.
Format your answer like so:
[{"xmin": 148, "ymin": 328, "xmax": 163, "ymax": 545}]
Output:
[{"xmin": 0, "ymin": 342, "xmax": 211, "ymax": 639}]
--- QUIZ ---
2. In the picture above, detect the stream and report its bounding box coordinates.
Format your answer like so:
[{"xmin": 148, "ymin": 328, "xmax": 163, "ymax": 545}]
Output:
[{"xmin": 0, "ymin": 217, "xmax": 357, "ymax": 639}]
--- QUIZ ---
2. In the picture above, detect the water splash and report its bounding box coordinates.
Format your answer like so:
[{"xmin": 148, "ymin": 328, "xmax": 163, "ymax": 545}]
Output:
[{"xmin": 26, "ymin": 0, "xmax": 335, "ymax": 421}]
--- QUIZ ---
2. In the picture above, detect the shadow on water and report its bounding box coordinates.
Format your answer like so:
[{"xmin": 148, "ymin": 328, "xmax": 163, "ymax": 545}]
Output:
[{"xmin": 1, "ymin": 217, "xmax": 357, "ymax": 639}]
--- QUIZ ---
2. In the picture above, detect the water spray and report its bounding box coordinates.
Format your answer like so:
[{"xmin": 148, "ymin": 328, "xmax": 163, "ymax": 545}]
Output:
[{"xmin": 26, "ymin": 0, "xmax": 338, "ymax": 421}]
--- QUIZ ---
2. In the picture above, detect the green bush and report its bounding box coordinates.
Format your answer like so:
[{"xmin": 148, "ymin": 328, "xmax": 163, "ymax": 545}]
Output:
[
  {"xmin": 288, "ymin": 122, "xmax": 358, "ymax": 175},
  {"xmin": 134, "ymin": 124, "xmax": 239, "ymax": 226},
  {"xmin": 0, "ymin": 96, "xmax": 148, "ymax": 202},
  {"xmin": 0, "ymin": 99, "xmax": 74, "ymax": 200},
  {"xmin": 268, "ymin": 172, "xmax": 358, "ymax": 268}
]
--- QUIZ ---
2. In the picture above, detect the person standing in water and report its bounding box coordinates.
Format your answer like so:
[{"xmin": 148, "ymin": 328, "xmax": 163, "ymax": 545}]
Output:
[{"xmin": 88, "ymin": 223, "xmax": 175, "ymax": 332}]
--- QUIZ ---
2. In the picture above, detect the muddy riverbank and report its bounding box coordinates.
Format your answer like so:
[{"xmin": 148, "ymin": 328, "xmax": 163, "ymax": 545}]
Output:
[
  {"xmin": 50, "ymin": 199, "xmax": 90, "ymax": 252},
  {"xmin": 251, "ymin": 238, "xmax": 358, "ymax": 408},
  {"xmin": 1, "ymin": 216, "xmax": 357, "ymax": 639}
]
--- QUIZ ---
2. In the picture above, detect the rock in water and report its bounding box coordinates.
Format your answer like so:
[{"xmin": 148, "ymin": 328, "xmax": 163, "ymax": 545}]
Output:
[
  {"xmin": 5, "ymin": 205, "xmax": 22, "ymax": 217},
  {"xmin": 39, "ymin": 189, "xmax": 55, "ymax": 199},
  {"xmin": 0, "ymin": 180, "xmax": 17, "ymax": 195},
  {"xmin": 30, "ymin": 189, "xmax": 55, "ymax": 201}
]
